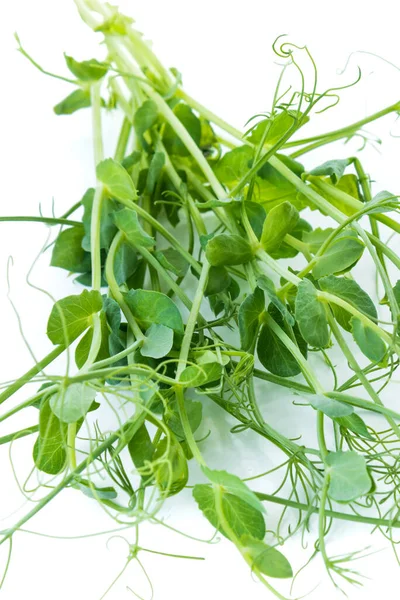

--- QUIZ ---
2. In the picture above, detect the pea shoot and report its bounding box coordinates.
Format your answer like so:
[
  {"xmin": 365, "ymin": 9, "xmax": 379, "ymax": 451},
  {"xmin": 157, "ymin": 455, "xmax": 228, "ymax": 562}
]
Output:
[{"xmin": 1, "ymin": 1, "xmax": 400, "ymax": 598}]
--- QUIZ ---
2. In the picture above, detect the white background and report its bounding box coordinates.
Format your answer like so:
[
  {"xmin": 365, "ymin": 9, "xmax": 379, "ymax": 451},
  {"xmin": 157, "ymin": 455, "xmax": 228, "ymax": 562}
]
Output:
[{"xmin": 1, "ymin": 1, "xmax": 400, "ymax": 599}]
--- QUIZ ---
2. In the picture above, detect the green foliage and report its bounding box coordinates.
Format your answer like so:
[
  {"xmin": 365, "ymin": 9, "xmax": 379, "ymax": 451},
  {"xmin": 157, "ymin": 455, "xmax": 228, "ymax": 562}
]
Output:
[
  {"xmin": 257, "ymin": 319, "xmax": 307, "ymax": 377},
  {"xmin": 53, "ymin": 89, "xmax": 91, "ymax": 115},
  {"xmin": 240, "ymin": 535, "xmax": 293, "ymax": 578},
  {"xmin": 351, "ymin": 317, "xmax": 386, "ymax": 362},
  {"xmin": 295, "ymin": 279, "xmax": 330, "ymax": 347},
  {"xmin": 153, "ymin": 436, "xmax": 188, "ymax": 496},
  {"xmin": 64, "ymin": 54, "xmax": 109, "ymax": 81},
  {"xmin": 47, "ymin": 290, "xmax": 103, "ymax": 345},
  {"xmin": 141, "ymin": 323, "xmax": 174, "ymax": 359},
  {"xmin": 326, "ymin": 451, "xmax": 372, "ymax": 503},
  {"xmin": 202, "ymin": 467, "xmax": 265, "ymax": 513},
  {"xmin": 166, "ymin": 398, "xmax": 202, "ymax": 440},
  {"xmin": 319, "ymin": 275, "xmax": 377, "ymax": 331},
  {"xmin": 124, "ymin": 289, "xmax": 184, "ymax": 333},
  {"xmin": 238, "ymin": 287, "xmax": 264, "ymax": 351},
  {"xmin": 306, "ymin": 394, "xmax": 353, "ymax": 418},
  {"xmin": 50, "ymin": 383, "xmax": 97, "ymax": 423},
  {"xmin": 205, "ymin": 234, "xmax": 254, "ymax": 266},
  {"xmin": 309, "ymin": 158, "xmax": 352, "ymax": 184},
  {"xmin": 96, "ymin": 158, "xmax": 138, "ymax": 202},
  {"xmin": 260, "ymin": 201, "xmax": 299, "ymax": 253},
  {"xmin": 128, "ymin": 423, "xmax": 155, "ymax": 470},
  {"xmin": 33, "ymin": 396, "xmax": 67, "ymax": 475},
  {"xmin": 163, "ymin": 103, "xmax": 201, "ymax": 156},
  {"xmin": 51, "ymin": 226, "xmax": 91, "ymax": 273},
  {"xmin": 312, "ymin": 229, "xmax": 365, "ymax": 278},
  {"xmin": 113, "ymin": 208, "xmax": 154, "ymax": 247}
]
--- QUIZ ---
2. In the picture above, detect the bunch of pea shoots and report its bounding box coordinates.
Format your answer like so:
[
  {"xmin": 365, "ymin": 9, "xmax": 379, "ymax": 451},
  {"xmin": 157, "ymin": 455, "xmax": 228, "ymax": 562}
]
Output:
[{"xmin": 1, "ymin": 1, "xmax": 400, "ymax": 598}]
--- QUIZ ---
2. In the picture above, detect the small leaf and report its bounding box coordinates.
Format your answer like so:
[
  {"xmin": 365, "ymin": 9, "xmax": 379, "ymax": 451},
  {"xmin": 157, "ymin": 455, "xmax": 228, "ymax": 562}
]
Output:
[
  {"xmin": 309, "ymin": 158, "xmax": 351, "ymax": 184},
  {"xmin": 73, "ymin": 478, "xmax": 117, "ymax": 500},
  {"xmin": 179, "ymin": 362, "xmax": 222, "ymax": 388},
  {"xmin": 154, "ymin": 248, "xmax": 189, "ymax": 277},
  {"xmin": 113, "ymin": 208, "xmax": 154, "ymax": 248},
  {"xmin": 146, "ymin": 152, "xmax": 165, "ymax": 195},
  {"xmin": 193, "ymin": 484, "xmax": 265, "ymax": 540},
  {"xmin": 64, "ymin": 54, "xmax": 109, "ymax": 81},
  {"xmin": 53, "ymin": 89, "xmax": 91, "ymax": 115},
  {"xmin": 205, "ymin": 266, "xmax": 231, "ymax": 297},
  {"xmin": 163, "ymin": 103, "xmax": 201, "ymax": 156},
  {"xmin": 295, "ymin": 279, "xmax": 330, "ymax": 347},
  {"xmin": 312, "ymin": 229, "xmax": 364, "ymax": 279},
  {"xmin": 202, "ymin": 467, "xmax": 265, "ymax": 513},
  {"xmin": 75, "ymin": 312, "xmax": 109, "ymax": 369},
  {"xmin": 260, "ymin": 201, "xmax": 299, "ymax": 253},
  {"xmin": 51, "ymin": 226, "xmax": 91, "ymax": 273},
  {"xmin": 96, "ymin": 158, "xmax": 138, "ymax": 202},
  {"xmin": 238, "ymin": 288, "xmax": 265, "ymax": 351},
  {"xmin": 351, "ymin": 317, "xmax": 386, "ymax": 362},
  {"xmin": 257, "ymin": 321, "xmax": 307, "ymax": 378},
  {"xmin": 240, "ymin": 535, "xmax": 293, "ymax": 579},
  {"xmin": 50, "ymin": 383, "xmax": 97, "ymax": 423},
  {"xmin": 166, "ymin": 398, "xmax": 202, "ymax": 440},
  {"xmin": 303, "ymin": 227, "xmax": 335, "ymax": 254},
  {"xmin": 153, "ymin": 436, "xmax": 188, "ymax": 496},
  {"xmin": 128, "ymin": 424, "xmax": 155, "ymax": 471},
  {"xmin": 141, "ymin": 324, "xmax": 174, "ymax": 359},
  {"xmin": 335, "ymin": 413, "xmax": 373, "ymax": 440},
  {"xmin": 113, "ymin": 242, "xmax": 138, "ymax": 286},
  {"xmin": 248, "ymin": 111, "xmax": 307, "ymax": 146},
  {"xmin": 82, "ymin": 188, "xmax": 117, "ymax": 251},
  {"xmin": 47, "ymin": 289, "xmax": 103, "ymax": 345},
  {"xmin": 214, "ymin": 146, "xmax": 253, "ymax": 185},
  {"xmin": 326, "ymin": 451, "xmax": 372, "ymax": 503},
  {"xmin": 205, "ymin": 234, "xmax": 254, "ymax": 266},
  {"xmin": 319, "ymin": 275, "xmax": 377, "ymax": 332},
  {"xmin": 124, "ymin": 289, "xmax": 184, "ymax": 334},
  {"xmin": 33, "ymin": 396, "xmax": 67, "ymax": 475},
  {"xmin": 134, "ymin": 100, "xmax": 159, "ymax": 148},
  {"xmin": 257, "ymin": 275, "xmax": 294, "ymax": 326},
  {"xmin": 306, "ymin": 394, "xmax": 353, "ymax": 417}
]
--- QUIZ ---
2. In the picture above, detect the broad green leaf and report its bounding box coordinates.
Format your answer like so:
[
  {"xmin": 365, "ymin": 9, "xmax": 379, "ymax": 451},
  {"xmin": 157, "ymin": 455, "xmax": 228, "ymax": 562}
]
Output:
[
  {"xmin": 124, "ymin": 289, "xmax": 184, "ymax": 334},
  {"xmin": 113, "ymin": 208, "xmax": 154, "ymax": 247},
  {"xmin": 47, "ymin": 289, "xmax": 103, "ymax": 345},
  {"xmin": 103, "ymin": 296, "xmax": 121, "ymax": 333},
  {"xmin": 163, "ymin": 103, "xmax": 201, "ymax": 156},
  {"xmin": 269, "ymin": 217, "xmax": 312, "ymax": 260},
  {"xmin": 53, "ymin": 89, "xmax": 91, "ymax": 115},
  {"xmin": 166, "ymin": 398, "xmax": 202, "ymax": 440},
  {"xmin": 73, "ymin": 478, "xmax": 117, "ymax": 500},
  {"xmin": 309, "ymin": 158, "xmax": 351, "ymax": 184},
  {"xmin": 326, "ymin": 451, "xmax": 372, "ymax": 503},
  {"xmin": 153, "ymin": 436, "xmax": 188, "ymax": 496},
  {"xmin": 319, "ymin": 275, "xmax": 377, "ymax": 331},
  {"xmin": 214, "ymin": 146, "xmax": 253, "ymax": 185},
  {"xmin": 128, "ymin": 423, "xmax": 155, "ymax": 470},
  {"xmin": 247, "ymin": 111, "xmax": 308, "ymax": 146},
  {"xmin": 50, "ymin": 383, "xmax": 97, "ymax": 423},
  {"xmin": 257, "ymin": 275, "xmax": 294, "ymax": 326},
  {"xmin": 335, "ymin": 413, "xmax": 373, "ymax": 440},
  {"xmin": 146, "ymin": 152, "xmax": 165, "ymax": 195},
  {"xmin": 205, "ymin": 266, "xmax": 231, "ymax": 297},
  {"xmin": 193, "ymin": 484, "xmax": 265, "ymax": 540},
  {"xmin": 51, "ymin": 226, "xmax": 91, "ymax": 273},
  {"xmin": 351, "ymin": 317, "xmax": 386, "ymax": 362},
  {"xmin": 257, "ymin": 320, "xmax": 307, "ymax": 378},
  {"xmin": 154, "ymin": 248, "xmax": 189, "ymax": 277},
  {"xmin": 295, "ymin": 279, "xmax": 330, "ymax": 347},
  {"xmin": 134, "ymin": 100, "xmax": 159, "ymax": 147},
  {"xmin": 202, "ymin": 467, "xmax": 265, "ymax": 513},
  {"xmin": 303, "ymin": 227, "xmax": 334, "ymax": 254},
  {"xmin": 96, "ymin": 158, "xmax": 138, "ymax": 202},
  {"xmin": 240, "ymin": 535, "xmax": 293, "ymax": 579},
  {"xmin": 260, "ymin": 201, "xmax": 299, "ymax": 253},
  {"xmin": 141, "ymin": 323, "xmax": 174, "ymax": 359},
  {"xmin": 306, "ymin": 394, "xmax": 353, "ymax": 417},
  {"xmin": 179, "ymin": 362, "xmax": 222, "ymax": 388},
  {"xmin": 243, "ymin": 202, "xmax": 266, "ymax": 240},
  {"xmin": 113, "ymin": 242, "xmax": 138, "ymax": 286},
  {"xmin": 64, "ymin": 54, "xmax": 109, "ymax": 81},
  {"xmin": 205, "ymin": 234, "xmax": 254, "ymax": 266},
  {"xmin": 82, "ymin": 188, "xmax": 117, "ymax": 251},
  {"xmin": 33, "ymin": 396, "xmax": 67, "ymax": 475},
  {"xmin": 312, "ymin": 229, "xmax": 364, "ymax": 279},
  {"xmin": 238, "ymin": 287, "xmax": 265, "ymax": 351}
]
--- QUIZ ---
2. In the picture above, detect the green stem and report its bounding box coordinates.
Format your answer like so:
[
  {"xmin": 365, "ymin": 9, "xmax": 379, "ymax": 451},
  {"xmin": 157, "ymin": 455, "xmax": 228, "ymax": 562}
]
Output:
[
  {"xmin": 114, "ymin": 117, "xmax": 131, "ymax": 162},
  {"xmin": 67, "ymin": 422, "xmax": 77, "ymax": 470},
  {"xmin": 0, "ymin": 425, "xmax": 39, "ymax": 446},
  {"xmin": 0, "ymin": 217, "xmax": 81, "ymax": 227}
]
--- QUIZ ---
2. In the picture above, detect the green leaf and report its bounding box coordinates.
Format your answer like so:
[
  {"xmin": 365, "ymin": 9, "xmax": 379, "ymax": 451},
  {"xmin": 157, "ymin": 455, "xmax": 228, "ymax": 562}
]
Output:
[
  {"xmin": 113, "ymin": 208, "xmax": 154, "ymax": 248},
  {"xmin": 243, "ymin": 202, "xmax": 266, "ymax": 240},
  {"xmin": 128, "ymin": 423, "xmax": 155, "ymax": 470},
  {"xmin": 260, "ymin": 201, "xmax": 299, "ymax": 253},
  {"xmin": 214, "ymin": 146, "xmax": 253, "ymax": 185},
  {"xmin": 73, "ymin": 478, "xmax": 117, "ymax": 500},
  {"xmin": 51, "ymin": 226, "xmax": 91, "ymax": 273},
  {"xmin": 326, "ymin": 451, "xmax": 372, "ymax": 503},
  {"xmin": 153, "ymin": 436, "xmax": 188, "ymax": 496},
  {"xmin": 303, "ymin": 227, "xmax": 334, "ymax": 254},
  {"xmin": 75, "ymin": 311, "xmax": 109, "ymax": 369},
  {"xmin": 257, "ymin": 275, "xmax": 294, "ymax": 326},
  {"xmin": 163, "ymin": 103, "xmax": 201, "ymax": 156},
  {"xmin": 312, "ymin": 229, "xmax": 364, "ymax": 279},
  {"xmin": 64, "ymin": 54, "xmax": 109, "ymax": 81},
  {"xmin": 205, "ymin": 266, "xmax": 231, "ymax": 297},
  {"xmin": 103, "ymin": 296, "xmax": 121, "ymax": 334},
  {"xmin": 121, "ymin": 150, "xmax": 142, "ymax": 170},
  {"xmin": 248, "ymin": 111, "xmax": 307, "ymax": 146},
  {"xmin": 33, "ymin": 396, "xmax": 67, "ymax": 475},
  {"xmin": 134, "ymin": 100, "xmax": 158, "ymax": 148},
  {"xmin": 154, "ymin": 248, "xmax": 189, "ymax": 277},
  {"xmin": 238, "ymin": 287, "xmax": 265, "ymax": 351},
  {"xmin": 335, "ymin": 413, "xmax": 373, "ymax": 440},
  {"xmin": 257, "ymin": 321, "xmax": 307, "ymax": 377},
  {"xmin": 240, "ymin": 535, "xmax": 293, "ymax": 579},
  {"xmin": 47, "ymin": 289, "xmax": 103, "ymax": 345},
  {"xmin": 53, "ymin": 89, "xmax": 91, "ymax": 115},
  {"xmin": 146, "ymin": 151, "xmax": 165, "ymax": 195},
  {"xmin": 82, "ymin": 188, "xmax": 117, "ymax": 252},
  {"xmin": 96, "ymin": 158, "xmax": 138, "ymax": 202},
  {"xmin": 50, "ymin": 383, "xmax": 97, "ymax": 423},
  {"xmin": 306, "ymin": 394, "xmax": 353, "ymax": 418},
  {"xmin": 351, "ymin": 317, "xmax": 386, "ymax": 362},
  {"xmin": 193, "ymin": 484, "xmax": 265, "ymax": 540},
  {"xmin": 141, "ymin": 323, "xmax": 174, "ymax": 359},
  {"xmin": 205, "ymin": 234, "xmax": 254, "ymax": 266},
  {"xmin": 166, "ymin": 398, "xmax": 202, "ymax": 440},
  {"xmin": 295, "ymin": 279, "xmax": 330, "ymax": 347},
  {"xmin": 202, "ymin": 467, "xmax": 265, "ymax": 513},
  {"xmin": 319, "ymin": 275, "xmax": 377, "ymax": 331},
  {"xmin": 179, "ymin": 362, "xmax": 222, "ymax": 388},
  {"xmin": 113, "ymin": 242, "xmax": 138, "ymax": 286},
  {"xmin": 269, "ymin": 218, "xmax": 312, "ymax": 260},
  {"xmin": 124, "ymin": 289, "xmax": 184, "ymax": 334},
  {"xmin": 309, "ymin": 158, "xmax": 351, "ymax": 184}
]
